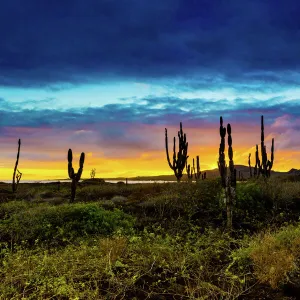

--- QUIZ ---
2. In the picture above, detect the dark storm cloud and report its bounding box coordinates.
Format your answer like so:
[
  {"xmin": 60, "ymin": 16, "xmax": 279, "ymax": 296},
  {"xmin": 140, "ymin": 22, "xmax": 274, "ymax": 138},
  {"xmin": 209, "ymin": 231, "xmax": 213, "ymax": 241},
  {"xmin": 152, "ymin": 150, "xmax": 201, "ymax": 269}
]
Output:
[{"xmin": 1, "ymin": 0, "xmax": 300, "ymax": 88}]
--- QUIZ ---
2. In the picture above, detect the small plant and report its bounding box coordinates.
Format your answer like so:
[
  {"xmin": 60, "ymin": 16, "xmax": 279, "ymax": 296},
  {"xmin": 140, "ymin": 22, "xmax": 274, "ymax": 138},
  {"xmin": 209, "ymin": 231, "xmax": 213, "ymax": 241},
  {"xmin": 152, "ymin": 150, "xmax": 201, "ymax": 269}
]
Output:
[
  {"xmin": 165, "ymin": 122, "xmax": 189, "ymax": 182},
  {"xmin": 90, "ymin": 168, "xmax": 96, "ymax": 179},
  {"xmin": 12, "ymin": 138, "xmax": 22, "ymax": 193},
  {"xmin": 68, "ymin": 149, "xmax": 85, "ymax": 203}
]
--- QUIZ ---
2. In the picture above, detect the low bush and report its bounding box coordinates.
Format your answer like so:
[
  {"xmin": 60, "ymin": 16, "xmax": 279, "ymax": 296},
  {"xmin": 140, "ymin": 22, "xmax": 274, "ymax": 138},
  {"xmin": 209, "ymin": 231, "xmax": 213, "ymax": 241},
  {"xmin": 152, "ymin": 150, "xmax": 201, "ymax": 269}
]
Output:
[
  {"xmin": 229, "ymin": 223, "xmax": 300, "ymax": 289},
  {"xmin": 0, "ymin": 202, "xmax": 135, "ymax": 247}
]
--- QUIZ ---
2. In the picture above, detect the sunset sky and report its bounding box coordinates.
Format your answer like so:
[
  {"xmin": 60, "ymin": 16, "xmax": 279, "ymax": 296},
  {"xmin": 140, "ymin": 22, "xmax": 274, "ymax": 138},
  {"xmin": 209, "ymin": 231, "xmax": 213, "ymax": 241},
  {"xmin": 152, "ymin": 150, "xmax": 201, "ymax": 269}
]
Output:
[{"xmin": 1, "ymin": 0, "xmax": 300, "ymax": 180}]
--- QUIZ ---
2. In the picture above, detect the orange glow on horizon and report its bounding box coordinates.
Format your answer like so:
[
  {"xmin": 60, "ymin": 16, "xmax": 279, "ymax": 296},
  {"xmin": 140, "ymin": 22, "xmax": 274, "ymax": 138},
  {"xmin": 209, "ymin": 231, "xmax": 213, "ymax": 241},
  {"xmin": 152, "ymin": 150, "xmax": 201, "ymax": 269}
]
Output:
[{"xmin": 1, "ymin": 147, "xmax": 299, "ymax": 180}]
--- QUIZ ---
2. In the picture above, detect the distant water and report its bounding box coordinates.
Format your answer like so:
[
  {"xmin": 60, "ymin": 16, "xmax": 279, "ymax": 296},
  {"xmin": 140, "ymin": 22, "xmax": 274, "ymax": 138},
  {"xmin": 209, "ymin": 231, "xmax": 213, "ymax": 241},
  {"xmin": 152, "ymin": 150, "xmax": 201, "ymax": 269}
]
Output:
[{"xmin": 0, "ymin": 180, "xmax": 176, "ymax": 184}]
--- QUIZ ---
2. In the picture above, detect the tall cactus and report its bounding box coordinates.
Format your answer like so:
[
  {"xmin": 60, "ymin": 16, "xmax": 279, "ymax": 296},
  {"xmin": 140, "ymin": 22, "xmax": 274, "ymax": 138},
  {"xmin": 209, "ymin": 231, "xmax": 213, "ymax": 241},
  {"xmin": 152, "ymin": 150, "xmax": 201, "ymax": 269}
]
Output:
[
  {"xmin": 227, "ymin": 123, "xmax": 236, "ymax": 188},
  {"xmin": 193, "ymin": 156, "xmax": 201, "ymax": 181},
  {"xmin": 254, "ymin": 144, "xmax": 260, "ymax": 177},
  {"xmin": 12, "ymin": 138, "xmax": 22, "ymax": 193},
  {"xmin": 248, "ymin": 153, "xmax": 252, "ymax": 178},
  {"xmin": 268, "ymin": 138, "xmax": 274, "ymax": 177},
  {"xmin": 68, "ymin": 149, "xmax": 85, "ymax": 203},
  {"xmin": 165, "ymin": 122, "xmax": 189, "ymax": 182},
  {"xmin": 218, "ymin": 117, "xmax": 227, "ymax": 188},
  {"xmin": 218, "ymin": 117, "xmax": 236, "ymax": 230},
  {"xmin": 254, "ymin": 116, "xmax": 274, "ymax": 178}
]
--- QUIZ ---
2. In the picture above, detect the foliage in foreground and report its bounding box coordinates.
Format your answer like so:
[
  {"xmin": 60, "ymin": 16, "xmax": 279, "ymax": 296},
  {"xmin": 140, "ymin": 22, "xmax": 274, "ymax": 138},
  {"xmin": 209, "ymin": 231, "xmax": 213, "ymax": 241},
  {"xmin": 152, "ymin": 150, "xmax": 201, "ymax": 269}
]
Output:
[
  {"xmin": 229, "ymin": 223, "xmax": 300, "ymax": 291},
  {"xmin": 1, "ymin": 223, "xmax": 300, "ymax": 299},
  {"xmin": 0, "ymin": 227, "xmax": 242, "ymax": 299},
  {"xmin": 0, "ymin": 203, "xmax": 135, "ymax": 247},
  {"xmin": 1, "ymin": 177, "xmax": 300, "ymax": 299}
]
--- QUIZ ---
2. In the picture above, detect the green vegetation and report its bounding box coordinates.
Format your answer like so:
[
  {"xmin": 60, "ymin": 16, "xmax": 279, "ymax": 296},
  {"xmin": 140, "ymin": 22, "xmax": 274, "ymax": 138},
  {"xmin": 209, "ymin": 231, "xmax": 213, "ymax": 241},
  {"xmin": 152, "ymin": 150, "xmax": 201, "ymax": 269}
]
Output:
[{"xmin": 1, "ymin": 176, "xmax": 300, "ymax": 299}]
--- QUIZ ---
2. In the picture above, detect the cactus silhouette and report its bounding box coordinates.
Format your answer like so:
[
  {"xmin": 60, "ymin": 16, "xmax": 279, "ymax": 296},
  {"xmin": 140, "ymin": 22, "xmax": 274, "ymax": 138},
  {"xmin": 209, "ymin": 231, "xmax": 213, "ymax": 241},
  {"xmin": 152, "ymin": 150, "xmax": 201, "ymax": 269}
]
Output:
[
  {"xmin": 218, "ymin": 117, "xmax": 236, "ymax": 230},
  {"xmin": 165, "ymin": 122, "xmax": 188, "ymax": 182},
  {"xmin": 193, "ymin": 156, "xmax": 201, "ymax": 181},
  {"xmin": 186, "ymin": 159, "xmax": 193, "ymax": 182},
  {"xmin": 254, "ymin": 116, "xmax": 274, "ymax": 178},
  {"xmin": 68, "ymin": 149, "xmax": 85, "ymax": 203},
  {"xmin": 12, "ymin": 138, "xmax": 22, "ymax": 193},
  {"xmin": 248, "ymin": 153, "xmax": 252, "ymax": 178}
]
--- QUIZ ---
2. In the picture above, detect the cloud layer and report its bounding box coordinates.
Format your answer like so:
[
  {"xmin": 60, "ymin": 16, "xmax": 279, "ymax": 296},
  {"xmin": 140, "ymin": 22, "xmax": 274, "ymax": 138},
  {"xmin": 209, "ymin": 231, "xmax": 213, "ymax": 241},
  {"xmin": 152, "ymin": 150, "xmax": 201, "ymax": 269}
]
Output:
[
  {"xmin": 1, "ymin": 0, "xmax": 300, "ymax": 179},
  {"xmin": 1, "ymin": 0, "xmax": 300, "ymax": 88},
  {"xmin": 1, "ymin": 95, "xmax": 300, "ymax": 179}
]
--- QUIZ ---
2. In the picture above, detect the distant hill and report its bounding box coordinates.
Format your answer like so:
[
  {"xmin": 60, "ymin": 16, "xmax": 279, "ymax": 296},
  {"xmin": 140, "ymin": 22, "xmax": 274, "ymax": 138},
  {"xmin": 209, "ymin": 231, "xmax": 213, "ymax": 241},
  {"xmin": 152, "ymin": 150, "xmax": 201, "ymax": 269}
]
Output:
[
  {"xmin": 101, "ymin": 165, "xmax": 290, "ymax": 181},
  {"xmin": 51, "ymin": 165, "xmax": 297, "ymax": 182},
  {"xmin": 287, "ymin": 168, "xmax": 300, "ymax": 175}
]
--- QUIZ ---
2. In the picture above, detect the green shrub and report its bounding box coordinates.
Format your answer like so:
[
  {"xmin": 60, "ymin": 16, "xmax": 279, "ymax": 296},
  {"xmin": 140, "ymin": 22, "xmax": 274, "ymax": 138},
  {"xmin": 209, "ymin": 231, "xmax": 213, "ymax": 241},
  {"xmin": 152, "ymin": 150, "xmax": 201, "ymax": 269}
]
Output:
[
  {"xmin": 0, "ymin": 203, "xmax": 135, "ymax": 247},
  {"xmin": 75, "ymin": 183, "xmax": 163, "ymax": 202},
  {"xmin": 134, "ymin": 180, "xmax": 222, "ymax": 218},
  {"xmin": 235, "ymin": 182, "xmax": 266, "ymax": 220},
  {"xmin": 0, "ymin": 227, "xmax": 241, "ymax": 299},
  {"xmin": 0, "ymin": 201, "xmax": 37, "ymax": 219}
]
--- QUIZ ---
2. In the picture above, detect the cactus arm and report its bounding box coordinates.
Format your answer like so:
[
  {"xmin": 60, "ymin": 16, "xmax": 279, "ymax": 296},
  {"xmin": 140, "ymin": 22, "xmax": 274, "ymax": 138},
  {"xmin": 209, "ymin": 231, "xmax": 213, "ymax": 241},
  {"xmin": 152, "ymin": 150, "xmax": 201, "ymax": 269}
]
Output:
[
  {"xmin": 165, "ymin": 128, "xmax": 175, "ymax": 170},
  {"xmin": 186, "ymin": 159, "xmax": 193, "ymax": 180},
  {"xmin": 68, "ymin": 149, "xmax": 75, "ymax": 179},
  {"xmin": 76, "ymin": 152, "xmax": 85, "ymax": 181},
  {"xmin": 248, "ymin": 153, "xmax": 252, "ymax": 177},
  {"xmin": 267, "ymin": 138, "xmax": 274, "ymax": 176}
]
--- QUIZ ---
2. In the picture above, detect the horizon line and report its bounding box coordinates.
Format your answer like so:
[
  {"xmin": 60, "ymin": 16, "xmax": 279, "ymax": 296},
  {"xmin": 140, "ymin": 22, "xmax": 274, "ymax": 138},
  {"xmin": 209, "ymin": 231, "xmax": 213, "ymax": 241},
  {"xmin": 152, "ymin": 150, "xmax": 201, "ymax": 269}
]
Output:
[{"xmin": 0, "ymin": 166, "xmax": 293, "ymax": 182}]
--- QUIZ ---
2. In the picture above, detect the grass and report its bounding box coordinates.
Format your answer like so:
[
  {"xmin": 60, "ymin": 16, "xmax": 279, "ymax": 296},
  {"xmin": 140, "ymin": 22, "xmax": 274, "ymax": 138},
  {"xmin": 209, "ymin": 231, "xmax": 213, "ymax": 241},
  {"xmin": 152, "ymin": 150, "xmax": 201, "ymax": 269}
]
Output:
[{"xmin": 0, "ymin": 176, "xmax": 300, "ymax": 299}]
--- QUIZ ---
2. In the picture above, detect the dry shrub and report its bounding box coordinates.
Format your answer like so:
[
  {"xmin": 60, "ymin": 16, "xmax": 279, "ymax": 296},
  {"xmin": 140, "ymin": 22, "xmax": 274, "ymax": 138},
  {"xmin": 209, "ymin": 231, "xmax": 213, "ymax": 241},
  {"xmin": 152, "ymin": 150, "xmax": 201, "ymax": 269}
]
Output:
[
  {"xmin": 291, "ymin": 236, "xmax": 300, "ymax": 254},
  {"xmin": 250, "ymin": 234, "xmax": 295, "ymax": 288},
  {"xmin": 99, "ymin": 236, "xmax": 128, "ymax": 264}
]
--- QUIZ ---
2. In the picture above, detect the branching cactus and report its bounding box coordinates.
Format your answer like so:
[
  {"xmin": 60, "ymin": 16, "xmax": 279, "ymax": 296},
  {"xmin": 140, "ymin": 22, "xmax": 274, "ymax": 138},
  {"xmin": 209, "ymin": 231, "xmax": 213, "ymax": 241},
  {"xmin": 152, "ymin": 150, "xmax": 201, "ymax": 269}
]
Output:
[
  {"xmin": 165, "ymin": 122, "xmax": 189, "ymax": 182},
  {"xmin": 218, "ymin": 117, "xmax": 236, "ymax": 230},
  {"xmin": 254, "ymin": 116, "xmax": 274, "ymax": 178},
  {"xmin": 260, "ymin": 115, "xmax": 274, "ymax": 177},
  {"xmin": 193, "ymin": 156, "xmax": 201, "ymax": 181},
  {"xmin": 185, "ymin": 159, "xmax": 193, "ymax": 182},
  {"xmin": 68, "ymin": 149, "xmax": 85, "ymax": 203},
  {"xmin": 12, "ymin": 138, "xmax": 22, "ymax": 193}
]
